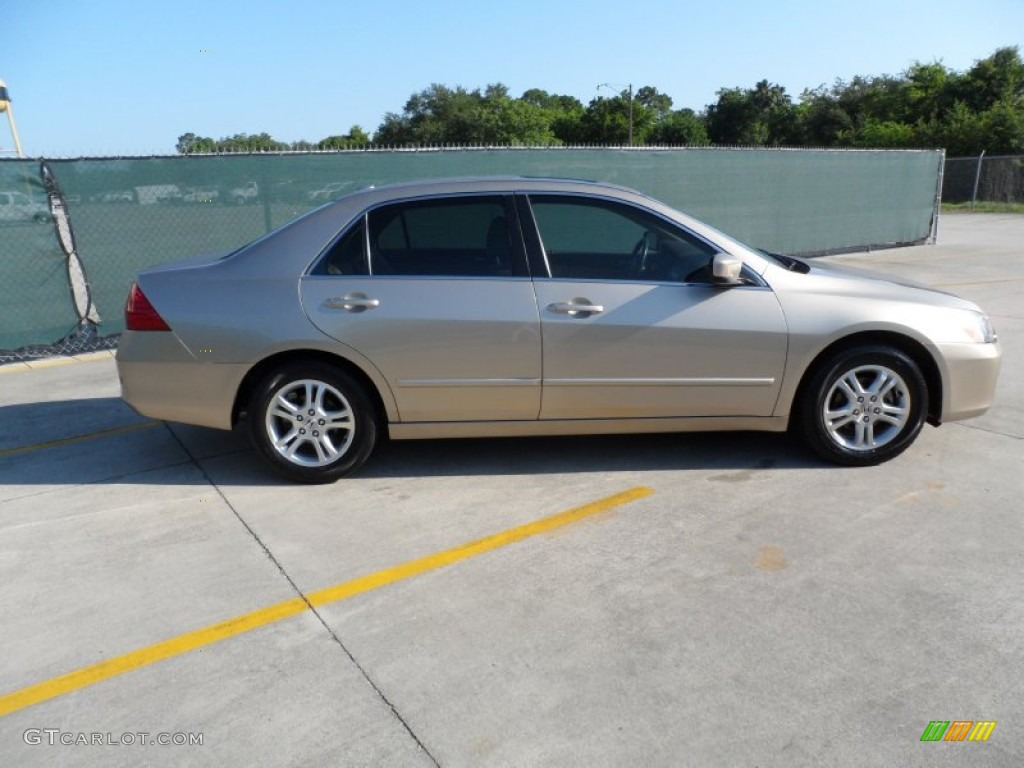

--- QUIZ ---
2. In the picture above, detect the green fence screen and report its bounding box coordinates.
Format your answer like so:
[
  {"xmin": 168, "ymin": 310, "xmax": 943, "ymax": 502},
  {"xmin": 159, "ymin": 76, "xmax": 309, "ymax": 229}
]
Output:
[{"xmin": 0, "ymin": 148, "xmax": 941, "ymax": 354}]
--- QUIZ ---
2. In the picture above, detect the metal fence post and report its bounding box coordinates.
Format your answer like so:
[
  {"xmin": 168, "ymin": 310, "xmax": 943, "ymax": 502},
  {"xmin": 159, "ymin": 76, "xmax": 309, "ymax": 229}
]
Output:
[
  {"xmin": 260, "ymin": 162, "xmax": 273, "ymax": 233},
  {"xmin": 930, "ymin": 149, "xmax": 945, "ymax": 244},
  {"xmin": 971, "ymin": 150, "xmax": 986, "ymax": 210}
]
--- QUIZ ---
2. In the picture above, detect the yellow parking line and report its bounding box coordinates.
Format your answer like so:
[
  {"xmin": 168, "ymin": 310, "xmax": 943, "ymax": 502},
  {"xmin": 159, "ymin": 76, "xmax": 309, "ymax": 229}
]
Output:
[
  {"xmin": 0, "ymin": 486, "xmax": 653, "ymax": 718},
  {"xmin": 0, "ymin": 421, "xmax": 161, "ymax": 458}
]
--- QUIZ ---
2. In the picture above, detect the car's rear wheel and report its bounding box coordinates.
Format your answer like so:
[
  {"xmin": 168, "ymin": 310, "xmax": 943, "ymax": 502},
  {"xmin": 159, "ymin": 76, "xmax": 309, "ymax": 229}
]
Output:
[
  {"xmin": 797, "ymin": 345, "xmax": 927, "ymax": 466},
  {"xmin": 248, "ymin": 363, "xmax": 377, "ymax": 483}
]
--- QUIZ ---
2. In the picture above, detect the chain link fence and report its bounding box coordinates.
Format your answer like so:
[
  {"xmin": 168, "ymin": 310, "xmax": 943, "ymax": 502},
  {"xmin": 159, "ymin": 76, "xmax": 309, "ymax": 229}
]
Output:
[
  {"xmin": 942, "ymin": 154, "xmax": 1024, "ymax": 205},
  {"xmin": 1, "ymin": 147, "xmax": 942, "ymax": 363}
]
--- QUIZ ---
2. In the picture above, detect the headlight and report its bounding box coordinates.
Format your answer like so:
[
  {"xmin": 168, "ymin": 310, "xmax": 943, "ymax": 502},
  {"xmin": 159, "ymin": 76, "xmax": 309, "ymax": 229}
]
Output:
[{"xmin": 962, "ymin": 311, "xmax": 997, "ymax": 343}]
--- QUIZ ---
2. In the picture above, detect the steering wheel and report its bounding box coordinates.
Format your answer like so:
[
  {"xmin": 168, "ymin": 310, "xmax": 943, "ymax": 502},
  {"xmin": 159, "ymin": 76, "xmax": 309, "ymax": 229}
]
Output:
[{"xmin": 630, "ymin": 236, "xmax": 650, "ymax": 278}]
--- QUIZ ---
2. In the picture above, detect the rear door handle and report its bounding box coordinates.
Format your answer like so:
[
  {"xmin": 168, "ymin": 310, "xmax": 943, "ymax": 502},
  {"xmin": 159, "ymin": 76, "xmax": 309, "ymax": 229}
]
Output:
[
  {"xmin": 323, "ymin": 293, "xmax": 380, "ymax": 312},
  {"xmin": 546, "ymin": 300, "xmax": 604, "ymax": 317}
]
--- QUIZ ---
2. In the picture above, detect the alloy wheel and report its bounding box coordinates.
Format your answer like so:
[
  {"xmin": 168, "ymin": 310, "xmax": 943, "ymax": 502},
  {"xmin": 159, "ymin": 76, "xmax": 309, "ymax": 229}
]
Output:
[
  {"xmin": 264, "ymin": 378, "xmax": 356, "ymax": 467},
  {"xmin": 822, "ymin": 364, "xmax": 910, "ymax": 451}
]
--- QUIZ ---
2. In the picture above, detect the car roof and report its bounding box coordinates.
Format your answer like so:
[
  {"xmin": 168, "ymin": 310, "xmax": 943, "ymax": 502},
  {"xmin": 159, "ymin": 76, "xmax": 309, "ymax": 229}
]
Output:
[{"xmin": 332, "ymin": 175, "xmax": 653, "ymax": 205}]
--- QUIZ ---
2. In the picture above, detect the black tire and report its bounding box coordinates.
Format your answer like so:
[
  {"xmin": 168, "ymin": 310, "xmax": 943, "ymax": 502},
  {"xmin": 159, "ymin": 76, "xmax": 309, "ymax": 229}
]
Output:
[
  {"xmin": 248, "ymin": 362, "xmax": 377, "ymax": 483},
  {"xmin": 796, "ymin": 345, "xmax": 928, "ymax": 466}
]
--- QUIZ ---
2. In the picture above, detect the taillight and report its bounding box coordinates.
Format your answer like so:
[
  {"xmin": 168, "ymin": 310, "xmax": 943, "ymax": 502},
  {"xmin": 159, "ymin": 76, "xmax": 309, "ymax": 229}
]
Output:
[{"xmin": 125, "ymin": 282, "xmax": 171, "ymax": 331}]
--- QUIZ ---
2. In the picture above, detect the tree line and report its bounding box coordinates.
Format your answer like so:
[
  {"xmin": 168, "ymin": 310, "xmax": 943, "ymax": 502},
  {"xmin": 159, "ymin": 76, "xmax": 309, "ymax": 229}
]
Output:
[{"xmin": 177, "ymin": 46, "xmax": 1024, "ymax": 157}]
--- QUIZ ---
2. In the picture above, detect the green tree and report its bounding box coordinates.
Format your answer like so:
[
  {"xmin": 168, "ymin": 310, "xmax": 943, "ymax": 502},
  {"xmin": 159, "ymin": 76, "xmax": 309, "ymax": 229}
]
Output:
[
  {"xmin": 705, "ymin": 87, "xmax": 755, "ymax": 144},
  {"xmin": 840, "ymin": 119, "xmax": 917, "ymax": 148},
  {"xmin": 828, "ymin": 74, "xmax": 908, "ymax": 129},
  {"xmin": 520, "ymin": 90, "xmax": 585, "ymax": 143},
  {"xmin": 374, "ymin": 83, "xmax": 565, "ymax": 145},
  {"xmin": 706, "ymin": 81, "xmax": 795, "ymax": 145},
  {"xmin": 214, "ymin": 132, "xmax": 289, "ymax": 152},
  {"xmin": 577, "ymin": 86, "xmax": 668, "ymax": 144},
  {"xmin": 521, "ymin": 89, "xmax": 585, "ymax": 142},
  {"xmin": 175, "ymin": 132, "xmax": 217, "ymax": 154},
  {"xmin": 318, "ymin": 125, "xmax": 371, "ymax": 149},
  {"xmin": 918, "ymin": 102, "xmax": 984, "ymax": 156},
  {"xmin": 578, "ymin": 95, "xmax": 632, "ymax": 144},
  {"xmin": 794, "ymin": 89, "xmax": 853, "ymax": 146},
  {"xmin": 980, "ymin": 97, "xmax": 1024, "ymax": 154},
  {"xmin": 957, "ymin": 46, "xmax": 1024, "ymax": 112},
  {"xmin": 802, "ymin": 48, "xmax": 1024, "ymax": 154},
  {"xmin": 635, "ymin": 86, "xmax": 673, "ymax": 120},
  {"xmin": 374, "ymin": 84, "xmax": 483, "ymax": 144},
  {"xmin": 474, "ymin": 84, "xmax": 558, "ymax": 145},
  {"xmin": 649, "ymin": 109, "xmax": 709, "ymax": 145},
  {"xmin": 904, "ymin": 62, "xmax": 958, "ymax": 123}
]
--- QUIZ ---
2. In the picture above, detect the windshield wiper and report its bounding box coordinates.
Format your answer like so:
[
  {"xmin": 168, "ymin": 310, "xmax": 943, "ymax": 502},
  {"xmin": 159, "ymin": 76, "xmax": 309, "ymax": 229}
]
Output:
[{"xmin": 758, "ymin": 249, "xmax": 809, "ymax": 273}]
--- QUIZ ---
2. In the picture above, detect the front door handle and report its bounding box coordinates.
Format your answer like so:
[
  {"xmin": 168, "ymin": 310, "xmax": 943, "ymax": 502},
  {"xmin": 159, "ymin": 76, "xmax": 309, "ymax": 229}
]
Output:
[
  {"xmin": 547, "ymin": 299, "xmax": 604, "ymax": 317},
  {"xmin": 323, "ymin": 293, "xmax": 380, "ymax": 312}
]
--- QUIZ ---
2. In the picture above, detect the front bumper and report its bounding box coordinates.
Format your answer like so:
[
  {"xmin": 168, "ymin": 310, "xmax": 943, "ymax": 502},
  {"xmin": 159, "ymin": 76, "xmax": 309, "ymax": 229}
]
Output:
[{"xmin": 937, "ymin": 340, "xmax": 1002, "ymax": 422}]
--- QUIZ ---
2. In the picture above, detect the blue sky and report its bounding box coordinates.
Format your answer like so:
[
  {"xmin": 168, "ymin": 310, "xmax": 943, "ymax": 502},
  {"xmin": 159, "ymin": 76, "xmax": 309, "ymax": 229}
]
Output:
[{"xmin": 3, "ymin": 0, "xmax": 1022, "ymax": 156}]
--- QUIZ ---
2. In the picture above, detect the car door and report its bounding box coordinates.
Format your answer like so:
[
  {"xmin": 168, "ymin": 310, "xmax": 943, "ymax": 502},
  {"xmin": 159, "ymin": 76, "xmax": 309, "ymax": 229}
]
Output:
[
  {"xmin": 520, "ymin": 194, "xmax": 788, "ymax": 420},
  {"xmin": 300, "ymin": 194, "xmax": 542, "ymax": 422}
]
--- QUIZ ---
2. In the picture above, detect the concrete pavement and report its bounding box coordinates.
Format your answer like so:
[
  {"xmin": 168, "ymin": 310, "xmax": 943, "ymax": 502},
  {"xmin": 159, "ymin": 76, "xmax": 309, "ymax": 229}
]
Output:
[{"xmin": 0, "ymin": 213, "xmax": 1021, "ymax": 767}]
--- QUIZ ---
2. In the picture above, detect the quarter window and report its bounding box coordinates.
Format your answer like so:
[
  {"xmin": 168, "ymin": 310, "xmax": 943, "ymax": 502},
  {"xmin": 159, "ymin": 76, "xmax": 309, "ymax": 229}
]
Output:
[{"xmin": 529, "ymin": 196, "xmax": 717, "ymax": 282}]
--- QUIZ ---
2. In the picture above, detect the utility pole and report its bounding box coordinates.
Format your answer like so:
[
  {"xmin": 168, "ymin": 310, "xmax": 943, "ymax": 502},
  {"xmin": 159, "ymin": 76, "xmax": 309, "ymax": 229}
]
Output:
[{"xmin": 627, "ymin": 83, "xmax": 633, "ymax": 147}]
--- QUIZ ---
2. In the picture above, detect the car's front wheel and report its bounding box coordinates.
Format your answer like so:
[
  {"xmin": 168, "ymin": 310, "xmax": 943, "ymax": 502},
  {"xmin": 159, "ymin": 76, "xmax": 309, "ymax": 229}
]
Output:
[
  {"xmin": 797, "ymin": 345, "xmax": 928, "ymax": 466},
  {"xmin": 248, "ymin": 363, "xmax": 377, "ymax": 483}
]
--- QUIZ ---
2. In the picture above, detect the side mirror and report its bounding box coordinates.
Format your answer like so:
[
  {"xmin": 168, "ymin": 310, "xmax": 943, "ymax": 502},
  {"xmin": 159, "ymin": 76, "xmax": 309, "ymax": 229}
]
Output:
[{"xmin": 711, "ymin": 252, "xmax": 744, "ymax": 285}]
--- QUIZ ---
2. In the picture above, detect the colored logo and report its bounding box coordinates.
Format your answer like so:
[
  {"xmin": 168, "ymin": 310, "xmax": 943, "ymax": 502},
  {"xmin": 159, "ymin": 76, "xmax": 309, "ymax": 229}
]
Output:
[{"xmin": 920, "ymin": 721, "xmax": 997, "ymax": 742}]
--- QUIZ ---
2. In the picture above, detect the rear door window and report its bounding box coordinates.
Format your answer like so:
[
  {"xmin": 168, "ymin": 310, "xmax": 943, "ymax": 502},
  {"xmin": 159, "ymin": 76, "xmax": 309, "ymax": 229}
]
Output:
[{"xmin": 368, "ymin": 196, "xmax": 526, "ymax": 277}]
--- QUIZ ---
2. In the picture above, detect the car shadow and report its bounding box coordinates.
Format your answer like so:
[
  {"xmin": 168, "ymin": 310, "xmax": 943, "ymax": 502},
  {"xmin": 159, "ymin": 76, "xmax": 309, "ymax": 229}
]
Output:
[
  {"xmin": 365, "ymin": 431, "xmax": 820, "ymax": 479},
  {"xmin": 0, "ymin": 397, "xmax": 824, "ymax": 488}
]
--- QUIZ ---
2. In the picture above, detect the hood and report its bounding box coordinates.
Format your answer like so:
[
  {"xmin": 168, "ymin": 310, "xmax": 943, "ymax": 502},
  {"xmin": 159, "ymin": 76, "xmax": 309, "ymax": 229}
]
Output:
[
  {"xmin": 783, "ymin": 258, "xmax": 980, "ymax": 312},
  {"xmin": 808, "ymin": 259, "xmax": 952, "ymax": 292}
]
